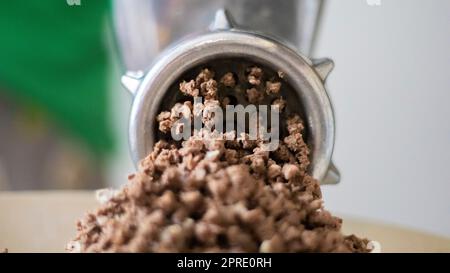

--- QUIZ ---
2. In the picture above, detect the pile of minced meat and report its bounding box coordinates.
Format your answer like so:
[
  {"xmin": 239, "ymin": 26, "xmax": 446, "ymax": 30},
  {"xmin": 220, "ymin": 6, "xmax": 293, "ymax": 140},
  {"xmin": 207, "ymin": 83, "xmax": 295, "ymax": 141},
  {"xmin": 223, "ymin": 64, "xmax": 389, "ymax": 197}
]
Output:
[{"xmin": 68, "ymin": 66, "xmax": 374, "ymax": 253}]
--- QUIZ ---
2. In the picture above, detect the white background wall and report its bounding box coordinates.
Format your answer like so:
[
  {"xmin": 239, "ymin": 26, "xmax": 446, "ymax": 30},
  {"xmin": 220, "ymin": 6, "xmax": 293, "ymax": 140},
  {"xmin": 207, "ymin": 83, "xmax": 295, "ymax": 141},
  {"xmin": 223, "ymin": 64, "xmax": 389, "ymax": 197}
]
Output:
[{"xmin": 315, "ymin": 0, "xmax": 450, "ymax": 237}]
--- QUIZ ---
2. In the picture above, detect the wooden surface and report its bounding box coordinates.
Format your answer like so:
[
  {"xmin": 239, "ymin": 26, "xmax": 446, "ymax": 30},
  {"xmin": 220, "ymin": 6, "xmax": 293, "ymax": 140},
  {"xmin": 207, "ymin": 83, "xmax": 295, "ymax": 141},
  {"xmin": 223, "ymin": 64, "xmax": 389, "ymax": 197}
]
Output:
[{"xmin": 0, "ymin": 191, "xmax": 449, "ymax": 253}]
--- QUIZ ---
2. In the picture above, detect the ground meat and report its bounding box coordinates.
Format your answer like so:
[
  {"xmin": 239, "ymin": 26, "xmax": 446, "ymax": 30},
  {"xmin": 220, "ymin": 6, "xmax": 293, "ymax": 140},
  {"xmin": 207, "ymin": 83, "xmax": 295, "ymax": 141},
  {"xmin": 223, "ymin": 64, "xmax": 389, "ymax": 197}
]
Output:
[
  {"xmin": 265, "ymin": 81, "xmax": 281, "ymax": 95},
  {"xmin": 282, "ymin": 164, "xmax": 300, "ymax": 180},
  {"xmin": 200, "ymin": 79, "xmax": 218, "ymax": 100},
  {"xmin": 180, "ymin": 69, "xmax": 218, "ymax": 99},
  {"xmin": 246, "ymin": 87, "xmax": 264, "ymax": 104},
  {"xmin": 69, "ymin": 66, "xmax": 371, "ymax": 253},
  {"xmin": 272, "ymin": 97, "xmax": 287, "ymax": 112},
  {"xmin": 196, "ymin": 68, "xmax": 214, "ymax": 86},
  {"xmin": 220, "ymin": 72, "xmax": 236, "ymax": 88},
  {"xmin": 247, "ymin": 66, "xmax": 263, "ymax": 86},
  {"xmin": 156, "ymin": 101, "xmax": 193, "ymax": 134},
  {"xmin": 156, "ymin": 111, "xmax": 173, "ymax": 134},
  {"xmin": 179, "ymin": 80, "xmax": 199, "ymax": 97}
]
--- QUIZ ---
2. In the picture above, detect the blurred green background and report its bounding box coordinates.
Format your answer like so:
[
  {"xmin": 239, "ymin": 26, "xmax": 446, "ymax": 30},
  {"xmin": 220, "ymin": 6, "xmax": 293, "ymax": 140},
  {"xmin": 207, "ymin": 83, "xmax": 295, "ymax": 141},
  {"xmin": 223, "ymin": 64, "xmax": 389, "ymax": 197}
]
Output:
[{"xmin": 0, "ymin": 0, "xmax": 118, "ymax": 190}]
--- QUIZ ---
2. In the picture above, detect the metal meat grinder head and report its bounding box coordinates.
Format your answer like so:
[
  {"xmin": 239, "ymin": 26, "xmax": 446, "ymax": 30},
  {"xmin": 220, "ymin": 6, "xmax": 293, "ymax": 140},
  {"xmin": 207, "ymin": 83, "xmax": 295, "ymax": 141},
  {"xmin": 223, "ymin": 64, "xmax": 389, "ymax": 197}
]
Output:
[{"xmin": 120, "ymin": 9, "xmax": 340, "ymax": 185}]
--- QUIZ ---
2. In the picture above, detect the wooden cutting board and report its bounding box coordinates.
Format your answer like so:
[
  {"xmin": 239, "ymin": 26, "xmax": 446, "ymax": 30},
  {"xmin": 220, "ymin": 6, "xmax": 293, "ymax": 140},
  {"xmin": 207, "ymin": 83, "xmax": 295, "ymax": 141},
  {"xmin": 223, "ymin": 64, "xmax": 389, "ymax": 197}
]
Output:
[{"xmin": 0, "ymin": 191, "xmax": 449, "ymax": 253}]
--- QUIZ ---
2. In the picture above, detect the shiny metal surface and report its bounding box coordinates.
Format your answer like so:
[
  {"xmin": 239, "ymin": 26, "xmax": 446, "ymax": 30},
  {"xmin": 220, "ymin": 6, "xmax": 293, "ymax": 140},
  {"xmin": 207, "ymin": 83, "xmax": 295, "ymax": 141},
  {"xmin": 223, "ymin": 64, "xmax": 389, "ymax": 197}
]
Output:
[{"xmin": 113, "ymin": 0, "xmax": 324, "ymax": 71}]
